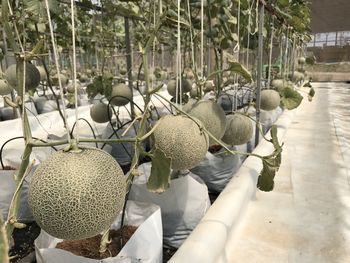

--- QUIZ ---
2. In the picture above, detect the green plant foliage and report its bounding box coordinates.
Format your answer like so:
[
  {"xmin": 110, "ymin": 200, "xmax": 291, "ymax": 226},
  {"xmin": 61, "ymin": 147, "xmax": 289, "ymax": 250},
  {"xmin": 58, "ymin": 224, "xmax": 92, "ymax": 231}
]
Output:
[
  {"xmin": 227, "ymin": 60, "xmax": 253, "ymax": 83},
  {"xmin": 86, "ymin": 74, "xmax": 113, "ymax": 99},
  {"xmin": 257, "ymin": 126, "xmax": 283, "ymax": 192},
  {"xmin": 308, "ymin": 87, "xmax": 315, "ymax": 102},
  {"xmin": 147, "ymin": 148, "xmax": 171, "ymax": 193},
  {"xmin": 279, "ymin": 86, "xmax": 303, "ymax": 110}
]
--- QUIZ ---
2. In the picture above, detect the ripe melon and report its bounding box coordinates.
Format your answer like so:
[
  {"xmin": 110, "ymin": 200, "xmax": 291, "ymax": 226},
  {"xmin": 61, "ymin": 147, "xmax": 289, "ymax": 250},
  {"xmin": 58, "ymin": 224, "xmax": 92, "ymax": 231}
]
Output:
[
  {"xmin": 153, "ymin": 115, "xmax": 209, "ymax": 170},
  {"xmin": 109, "ymin": 83, "xmax": 132, "ymax": 106},
  {"xmin": 5, "ymin": 63, "xmax": 40, "ymax": 91},
  {"xmin": 28, "ymin": 147, "xmax": 126, "ymax": 240},
  {"xmin": 298, "ymin": 57, "xmax": 306, "ymax": 64},
  {"xmin": 260, "ymin": 89, "xmax": 281, "ymax": 111},
  {"xmin": 271, "ymin": 79, "xmax": 285, "ymax": 90},
  {"xmin": 167, "ymin": 78, "xmax": 192, "ymax": 97},
  {"xmin": 51, "ymin": 73, "xmax": 69, "ymax": 87},
  {"xmin": 0, "ymin": 79, "xmax": 13, "ymax": 95},
  {"xmin": 186, "ymin": 100, "xmax": 227, "ymax": 146},
  {"xmin": 66, "ymin": 81, "xmax": 82, "ymax": 94},
  {"xmin": 222, "ymin": 114, "xmax": 253, "ymax": 145},
  {"xmin": 90, "ymin": 103, "xmax": 112, "ymax": 123}
]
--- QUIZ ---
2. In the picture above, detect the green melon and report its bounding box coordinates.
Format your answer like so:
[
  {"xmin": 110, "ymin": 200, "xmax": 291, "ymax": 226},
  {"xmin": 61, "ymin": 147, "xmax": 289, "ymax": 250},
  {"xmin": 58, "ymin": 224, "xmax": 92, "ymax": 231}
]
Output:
[
  {"xmin": 5, "ymin": 63, "xmax": 40, "ymax": 91},
  {"xmin": 186, "ymin": 100, "xmax": 227, "ymax": 146},
  {"xmin": 90, "ymin": 103, "xmax": 112, "ymax": 123},
  {"xmin": 109, "ymin": 83, "xmax": 133, "ymax": 106},
  {"xmin": 271, "ymin": 79, "xmax": 285, "ymax": 90},
  {"xmin": 28, "ymin": 147, "xmax": 126, "ymax": 240},
  {"xmin": 0, "ymin": 79, "xmax": 13, "ymax": 96},
  {"xmin": 51, "ymin": 73, "xmax": 69, "ymax": 87},
  {"xmin": 298, "ymin": 57, "xmax": 306, "ymax": 64},
  {"xmin": 260, "ymin": 89, "xmax": 281, "ymax": 111},
  {"xmin": 222, "ymin": 114, "xmax": 253, "ymax": 145},
  {"xmin": 153, "ymin": 115, "xmax": 209, "ymax": 170},
  {"xmin": 66, "ymin": 81, "xmax": 82, "ymax": 94},
  {"xmin": 167, "ymin": 78, "xmax": 192, "ymax": 97}
]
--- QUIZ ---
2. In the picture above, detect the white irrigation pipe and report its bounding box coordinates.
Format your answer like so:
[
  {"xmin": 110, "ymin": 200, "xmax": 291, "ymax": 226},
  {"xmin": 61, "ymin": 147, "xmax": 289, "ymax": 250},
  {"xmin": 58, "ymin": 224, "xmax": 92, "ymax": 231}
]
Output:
[{"xmin": 169, "ymin": 106, "xmax": 300, "ymax": 263}]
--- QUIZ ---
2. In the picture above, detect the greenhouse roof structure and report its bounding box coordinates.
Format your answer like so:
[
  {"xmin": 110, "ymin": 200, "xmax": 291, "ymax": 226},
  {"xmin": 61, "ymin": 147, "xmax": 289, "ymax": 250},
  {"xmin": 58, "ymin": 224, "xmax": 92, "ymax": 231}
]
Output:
[{"xmin": 310, "ymin": 0, "xmax": 350, "ymax": 33}]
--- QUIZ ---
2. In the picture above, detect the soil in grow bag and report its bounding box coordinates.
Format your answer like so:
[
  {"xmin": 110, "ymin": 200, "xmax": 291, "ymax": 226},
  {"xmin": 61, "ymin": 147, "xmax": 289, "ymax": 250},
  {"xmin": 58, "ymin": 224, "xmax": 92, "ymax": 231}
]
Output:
[
  {"xmin": 9, "ymin": 222, "xmax": 41, "ymax": 262},
  {"xmin": 55, "ymin": 225, "xmax": 137, "ymax": 259}
]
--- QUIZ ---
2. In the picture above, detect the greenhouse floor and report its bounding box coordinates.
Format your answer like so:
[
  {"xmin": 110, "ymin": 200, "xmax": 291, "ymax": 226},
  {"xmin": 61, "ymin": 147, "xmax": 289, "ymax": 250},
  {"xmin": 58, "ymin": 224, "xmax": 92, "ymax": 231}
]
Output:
[{"xmin": 226, "ymin": 82, "xmax": 350, "ymax": 263}]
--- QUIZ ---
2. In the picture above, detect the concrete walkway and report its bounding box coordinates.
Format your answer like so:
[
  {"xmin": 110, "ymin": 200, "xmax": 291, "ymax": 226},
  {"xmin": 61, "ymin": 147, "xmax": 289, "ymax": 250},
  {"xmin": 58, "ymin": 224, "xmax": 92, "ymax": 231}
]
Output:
[{"xmin": 227, "ymin": 83, "xmax": 350, "ymax": 263}]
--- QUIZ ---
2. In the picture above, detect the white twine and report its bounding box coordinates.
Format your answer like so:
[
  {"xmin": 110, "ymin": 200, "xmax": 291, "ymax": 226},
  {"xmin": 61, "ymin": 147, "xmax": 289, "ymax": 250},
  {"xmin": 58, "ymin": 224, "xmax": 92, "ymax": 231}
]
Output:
[
  {"xmin": 200, "ymin": 0, "xmax": 204, "ymax": 78},
  {"xmin": 176, "ymin": 0, "xmax": 182, "ymax": 107},
  {"xmin": 267, "ymin": 17, "xmax": 275, "ymax": 88},
  {"xmin": 44, "ymin": 0, "xmax": 72, "ymax": 143},
  {"xmin": 70, "ymin": 0, "xmax": 79, "ymax": 142}
]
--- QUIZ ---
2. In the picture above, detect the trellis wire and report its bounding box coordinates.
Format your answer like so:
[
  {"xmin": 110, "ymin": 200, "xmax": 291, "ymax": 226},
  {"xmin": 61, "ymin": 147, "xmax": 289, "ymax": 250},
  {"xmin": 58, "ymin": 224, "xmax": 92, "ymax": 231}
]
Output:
[{"xmin": 44, "ymin": 0, "xmax": 72, "ymax": 143}]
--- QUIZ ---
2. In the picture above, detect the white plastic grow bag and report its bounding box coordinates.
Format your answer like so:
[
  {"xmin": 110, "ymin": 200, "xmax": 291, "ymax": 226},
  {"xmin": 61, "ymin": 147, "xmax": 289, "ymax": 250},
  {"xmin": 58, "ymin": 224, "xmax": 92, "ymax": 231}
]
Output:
[
  {"xmin": 190, "ymin": 147, "xmax": 242, "ymax": 193},
  {"xmin": 129, "ymin": 162, "xmax": 211, "ymax": 248},
  {"xmin": 0, "ymin": 169, "xmax": 34, "ymax": 222},
  {"xmin": 35, "ymin": 200, "xmax": 162, "ymax": 263}
]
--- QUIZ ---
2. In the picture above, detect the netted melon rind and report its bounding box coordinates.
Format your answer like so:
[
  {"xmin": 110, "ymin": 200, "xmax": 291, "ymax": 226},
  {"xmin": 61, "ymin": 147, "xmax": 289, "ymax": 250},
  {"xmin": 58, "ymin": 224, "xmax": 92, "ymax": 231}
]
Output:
[
  {"xmin": 271, "ymin": 79, "xmax": 285, "ymax": 90},
  {"xmin": 222, "ymin": 114, "xmax": 253, "ymax": 145},
  {"xmin": 0, "ymin": 79, "xmax": 13, "ymax": 95},
  {"xmin": 260, "ymin": 90, "xmax": 281, "ymax": 111},
  {"xmin": 5, "ymin": 63, "xmax": 41, "ymax": 91},
  {"xmin": 110, "ymin": 83, "xmax": 133, "ymax": 106},
  {"xmin": 51, "ymin": 73, "xmax": 69, "ymax": 87},
  {"xmin": 187, "ymin": 100, "xmax": 227, "ymax": 146},
  {"xmin": 153, "ymin": 115, "xmax": 209, "ymax": 170},
  {"xmin": 28, "ymin": 147, "xmax": 126, "ymax": 240},
  {"xmin": 90, "ymin": 103, "xmax": 112, "ymax": 123},
  {"xmin": 167, "ymin": 79, "xmax": 192, "ymax": 96}
]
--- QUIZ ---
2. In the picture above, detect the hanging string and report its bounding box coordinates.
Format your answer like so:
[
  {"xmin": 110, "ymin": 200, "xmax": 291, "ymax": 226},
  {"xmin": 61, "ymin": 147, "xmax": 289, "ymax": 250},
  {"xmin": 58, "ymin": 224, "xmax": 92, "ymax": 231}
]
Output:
[
  {"xmin": 70, "ymin": 0, "xmax": 79, "ymax": 142},
  {"xmin": 283, "ymin": 27, "xmax": 290, "ymax": 79},
  {"xmin": 151, "ymin": 0, "xmax": 157, "ymax": 89},
  {"xmin": 175, "ymin": 0, "xmax": 182, "ymax": 107},
  {"xmin": 44, "ymin": 0, "xmax": 72, "ymax": 143},
  {"xmin": 233, "ymin": 0, "xmax": 241, "ymax": 54},
  {"xmin": 187, "ymin": 0, "xmax": 195, "ymax": 70},
  {"xmin": 200, "ymin": 0, "xmax": 204, "ymax": 78},
  {"xmin": 267, "ymin": 17, "xmax": 275, "ymax": 88},
  {"xmin": 245, "ymin": 0, "xmax": 255, "ymax": 69}
]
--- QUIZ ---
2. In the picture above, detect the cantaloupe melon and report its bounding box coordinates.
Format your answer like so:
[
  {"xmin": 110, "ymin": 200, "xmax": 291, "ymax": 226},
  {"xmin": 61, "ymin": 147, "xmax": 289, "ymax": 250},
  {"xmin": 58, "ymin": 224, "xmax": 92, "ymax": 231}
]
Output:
[
  {"xmin": 5, "ymin": 63, "xmax": 40, "ymax": 91},
  {"xmin": 109, "ymin": 83, "xmax": 132, "ymax": 106},
  {"xmin": 222, "ymin": 114, "xmax": 253, "ymax": 145},
  {"xmin": 186, "ymin": 100, "xmax": 227, "ymax": 146},
  {"xmin": 167, "ymin": 79, "xmax": 192, "ymax": 97},
  {"xmin": 28, "ymin": 147, "xmax": 126, "ymax": 240},
  {"xmin": 298, "ymin": 57, "xmax": 306, "ymax": 64},
  {"xmin": 0, "ymin": 79, "xmax": 13, "ymax": 96},
  {"xmin": 271, "ymin": 79, "xmax": 285, "ymax": 90},
  {"xmin": 90, "ymin": 103, "xmax": 112, "ymax": 123},
  {"xmin": 260, "ymin": 89, "xmax": 281, "ymax": 111},
  {"xmin": 153, "ymin": 115, "xmax": 208, "ymax": 170},
  {"xmin": 66, "ymin": 81, "xmax": 82, "ymax": 94},
  {"xmin": 51, "ymin": 73, "xmax": 69, "ymax": 87}
]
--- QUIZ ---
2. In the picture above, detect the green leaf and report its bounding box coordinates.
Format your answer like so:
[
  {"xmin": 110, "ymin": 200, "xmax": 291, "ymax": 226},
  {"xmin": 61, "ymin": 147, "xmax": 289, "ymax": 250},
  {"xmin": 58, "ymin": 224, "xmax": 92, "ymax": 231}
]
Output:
[
  {"xmin": 308, "ymin": 87, "xmax": 315, "ymax": 102},
  {"xmin": 279, "ymin": 87, "xmax": 303, "ymax": 110},
  {"xmin": 226, "ymin": 55, "xmax": 253, "ymax": 83},
  {"xmin": 147, "ymin": 148, "xmax": 171, "ymax": 193},
  {"xmin": 257, "ymin": 159, "xmax": 276, "ymax": 192},
  {"xmin": 258, "ymin": 126, "xmax": 283, "ymax": 192}
]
